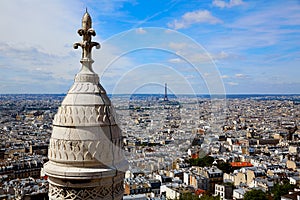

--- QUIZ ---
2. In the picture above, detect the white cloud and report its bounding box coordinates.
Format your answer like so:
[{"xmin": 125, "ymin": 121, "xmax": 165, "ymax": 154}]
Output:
[
  {"xmin": 227, "ymin": 82, "xmax": 238, "ymax": 86},
  {"xmin": 0, "ymin": 0, "xmax": 83, "ymax": 55},
  {"xmin": 221, "ymin": 75, "xmax": 230, "ymax": 79},
  {"xmin": 202, "ymin": 0, "xmax": 300, "ymax": 83},
  {"xmin": 184, "ymin": 74, "xmax": 196, "ymax": 79},
  {"xmin": 0, "ymin": 0, "xmax": 139, "ymax": 93},
  {"xmin": 209, "ymin": 51, "xmax": 230, "ymax": 60},
  {"xmin": 187, "ymin": 53, "xmax": 213, "ymax": 63},
  {"xmin": 216, "ymin": 2, "xmax": 300, "ymax": 52},
  {"xmin": 235, "ymin": 73, "xmax": 248, "ymax": 78},
  {"xmin": 164, "ymin": 29, "xmax": 174, "ymax": 34},
  {"xmin": 168, "ymin": 42, "xmax": 232, "ymax": 63},
  {"xmin": 0, "ymin": 42, "xmax": 78, "ymax": 80},
  {"xmin": 168, "ymin": 58, "xmax": 183, "ymax": 63},
  {"xmin": 135, "ymin": 28, "xmax": 147, "ymax": 34},
  {"xmin": 168, "ymin": 10, "xmax": 222, "ymax": 30},
  {"xmin": 111, "ymin": 64, "xmax": 197, "ymax": 94},
  {"xmin": 169, "ymin": 42, "xmax": 189, "ymax": 51},
  {"xmin": 213, "ymin": 0, "xmax": 245, "ymax": 8}
]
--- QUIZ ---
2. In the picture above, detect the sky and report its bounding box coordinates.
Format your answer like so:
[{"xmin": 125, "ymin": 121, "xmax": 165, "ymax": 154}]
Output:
[{"xmin": 0, "ymin": 0, "xmax": 299, "ymax": 95}]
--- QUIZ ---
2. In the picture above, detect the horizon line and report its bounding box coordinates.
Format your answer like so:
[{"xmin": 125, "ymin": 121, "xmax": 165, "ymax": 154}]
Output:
[{"xmin": 0, "ymin": 93, "xmax": 300, "ymax": 95}]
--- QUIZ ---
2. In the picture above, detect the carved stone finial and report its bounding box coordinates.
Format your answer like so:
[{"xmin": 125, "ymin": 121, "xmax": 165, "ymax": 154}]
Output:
[{"xmin": 73, "ymin": 10, "xmax": 100, "ymax": 68}]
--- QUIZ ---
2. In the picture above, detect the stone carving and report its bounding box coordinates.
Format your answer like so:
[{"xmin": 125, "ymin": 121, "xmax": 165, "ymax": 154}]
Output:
[
  {"xmin": 53, "ymin": 105, "xmax": 116, "ymax": 126},
  {"xmin": 74, "ymin": 74, "xmax": 99, "ymax": 84},
  {"xmin": 49, "ymin": 139, "xmax": 96, "ymax": 162},
  {"xmin": 48, "ymin": 138, "xmax": 122, "ymax": 164},
  {"xmin": 113, "ymin": 181, "xmax": 124, "ymax": 196},
  {"xmin": 73, "ymin": 11, "xmax": 100, "ymax": 61},
  {"xmin": 49, "ymin": 184, "xmax": 117, "ymax": 200},
  {"xmin": 69, "ymin": 82, "xmax": 100, "ymax": 93}
]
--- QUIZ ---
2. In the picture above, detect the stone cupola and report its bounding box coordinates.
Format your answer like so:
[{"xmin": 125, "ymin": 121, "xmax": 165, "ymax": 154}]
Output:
[{"xmin": 44, "ymin": 10, "xmax": 127, "ymax": 200}]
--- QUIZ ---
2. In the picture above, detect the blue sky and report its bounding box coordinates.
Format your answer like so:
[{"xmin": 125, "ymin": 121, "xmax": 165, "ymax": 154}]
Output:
[{"xmin": 0, "ymin": 0, "xmax": 299, "ymax": 94}]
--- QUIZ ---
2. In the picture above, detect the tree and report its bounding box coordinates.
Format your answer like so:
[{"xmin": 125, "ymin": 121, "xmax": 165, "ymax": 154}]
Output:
[
  {"xmin": 189, "ymin": 156, "xmax": 214, "ymax": 167},
  {"xmin": 217, "ymin": 162, "xmax": 234, "ymax": 174},
  {"xmin": 272, "ymin": 182, "xmax": 295, "ymax": 200},
  {"xmin": 199, "ymin": 194, "xmax": 220, "ymax": 200},
  {"xmin": 244, "ymin": 189, "xmax": 268, "ymax": 200},
  {"xmin": 179, "ymin": 193, "xmax": 219, "ymax": 200},
  {"xmin": 180, "ymin": 193, "xmax": 200, "ymax": 200}
]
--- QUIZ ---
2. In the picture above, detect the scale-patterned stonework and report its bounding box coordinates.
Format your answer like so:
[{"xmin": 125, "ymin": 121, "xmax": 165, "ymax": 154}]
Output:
[
  {"xmin": 53, "ymin": 105, "xmax": 116, "ymax": 126},
  {"xmin": 48, "ymin": 138, "xmax": 123, "ymax": 165}
]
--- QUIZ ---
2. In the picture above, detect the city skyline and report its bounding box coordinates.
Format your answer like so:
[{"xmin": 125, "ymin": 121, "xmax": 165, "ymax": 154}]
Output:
[{"xmin": 0, "ymin": 0, "xmax": 299, "ymax": 94}]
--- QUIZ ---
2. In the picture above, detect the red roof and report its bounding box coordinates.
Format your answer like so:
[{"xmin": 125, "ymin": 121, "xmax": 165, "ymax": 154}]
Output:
[
  {"xmin": 230, "ymin": 162, "xmax": 253, "ymax": 167},
  {"xmin": 191, "ymin": 153, "xmax": 199, "ymax": 159},
  {"xmin": 195, "ymin": 189, "xmax": 206, "ymax": 195}
]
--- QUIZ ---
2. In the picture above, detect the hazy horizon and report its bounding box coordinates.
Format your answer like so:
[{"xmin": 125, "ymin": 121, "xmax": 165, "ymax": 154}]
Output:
[{"xmin": 0, "ymin": 0, "xmax": 299, "ymax": 94}]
